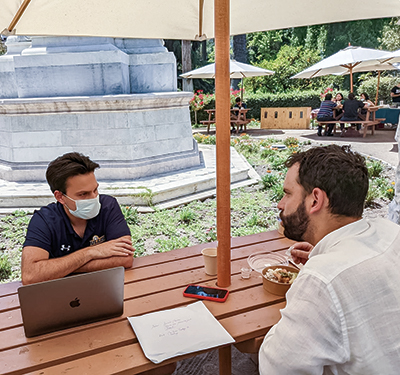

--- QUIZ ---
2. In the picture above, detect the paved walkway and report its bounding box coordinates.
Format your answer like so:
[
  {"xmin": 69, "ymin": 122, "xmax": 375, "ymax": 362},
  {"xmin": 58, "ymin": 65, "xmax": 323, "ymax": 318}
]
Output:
[
  {"xmin": 196, "ymin": 126, "xmax": 398, "ymax": 167},
  {"xmin": 248, "ymin": 127, "xmax": 398, "ymax": 167}
]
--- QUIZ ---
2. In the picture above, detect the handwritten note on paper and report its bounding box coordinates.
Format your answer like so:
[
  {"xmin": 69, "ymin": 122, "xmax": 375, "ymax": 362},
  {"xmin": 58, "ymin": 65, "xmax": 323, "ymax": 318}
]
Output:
[{"xmin": 128, "ymin": 301, "xmax": 234, "ymax": 364}]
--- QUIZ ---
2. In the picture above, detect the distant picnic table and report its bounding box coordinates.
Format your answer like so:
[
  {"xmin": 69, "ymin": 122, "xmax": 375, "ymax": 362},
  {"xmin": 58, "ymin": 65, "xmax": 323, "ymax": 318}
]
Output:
[{"xmin": 201, "ymin": 108, "xmax": 251, "ymax": 134}]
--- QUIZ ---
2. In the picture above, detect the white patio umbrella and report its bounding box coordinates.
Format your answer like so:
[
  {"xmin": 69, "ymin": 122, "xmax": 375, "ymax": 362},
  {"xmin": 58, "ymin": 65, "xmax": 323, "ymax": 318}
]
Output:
[
  {"xmin": 292, "ymin": 46, "xmax": 396, "ymax": 92},
  {"xmin": 181, "ymin": 60, "xmax": 274, "ymax": 79},
  {"xmin": 180, "ymin": 60, "xmax": 274, "ymax": 100},
  {"xmin": 2, "ymin": 1, "xmax": 400, "ymax": 292}
]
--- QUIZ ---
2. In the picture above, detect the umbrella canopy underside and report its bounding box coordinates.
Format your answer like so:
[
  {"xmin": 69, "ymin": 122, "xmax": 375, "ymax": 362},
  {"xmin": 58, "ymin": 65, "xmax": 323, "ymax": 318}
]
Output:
[{"xmin": 2, "ymin": 0, "xmax": 400, "ymax": 40}]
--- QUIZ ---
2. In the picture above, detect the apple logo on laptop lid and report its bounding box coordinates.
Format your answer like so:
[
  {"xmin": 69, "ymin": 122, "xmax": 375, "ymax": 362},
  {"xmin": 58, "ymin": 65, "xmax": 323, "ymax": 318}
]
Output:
[{"xmin": 69, "ymin": 298, "xmax": 80, "ymax": 308}]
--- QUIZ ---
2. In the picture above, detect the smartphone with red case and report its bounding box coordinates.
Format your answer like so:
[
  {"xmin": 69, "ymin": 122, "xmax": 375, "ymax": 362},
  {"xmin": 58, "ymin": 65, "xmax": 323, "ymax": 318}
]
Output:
[{"xmin": 183, "ymin": 284, "xmax": 229, "ymax": 302}]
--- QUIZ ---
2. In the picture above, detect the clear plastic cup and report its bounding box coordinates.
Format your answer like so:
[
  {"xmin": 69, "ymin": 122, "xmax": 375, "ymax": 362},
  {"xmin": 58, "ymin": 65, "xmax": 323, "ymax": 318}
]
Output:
[{"xmin": 241, "ymin": 267, "xmax": 252, "ymax": 279}]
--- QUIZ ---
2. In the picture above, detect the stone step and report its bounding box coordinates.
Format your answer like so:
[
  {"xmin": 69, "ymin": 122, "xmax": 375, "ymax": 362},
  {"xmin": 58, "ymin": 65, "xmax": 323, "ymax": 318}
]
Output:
[{"xmin": 0, "ymin": 145, "xmax": 261, "ymax": 214}]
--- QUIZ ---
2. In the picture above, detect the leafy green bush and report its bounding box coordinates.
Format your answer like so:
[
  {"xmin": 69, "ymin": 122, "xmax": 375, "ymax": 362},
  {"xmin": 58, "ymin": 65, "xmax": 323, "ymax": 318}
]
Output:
[
  {"xmin": 260, "ymin": 172, "xmax": 280, "ymax": 190},
  {"xmin": 121, "ymin": 206, "xmax": 139, "ymax": 225},
  {"xmin": 245, "ymin": 90, "xmax": 322, "ymax": 120},
  {"xmin": 386, "ymin": 186, "xmax": 395, "ymax": 200},
  {"xmin": 193, "ymin": 133, "xmax": 216, "ymax": 145},
  {"xmin": 193, "ymin": 90, "xmax": 322, "ymax": 123},
  {"xmin": 269, "ymin": 154, "xmax": 287, "ymax": 171},
  {"xmin": 357, "ymin": 75, "xmax": 399, "ymax": 104},
  {"xmin": 0, "ymin": 254, "xmax": 12, "ymax": 281},
  {"xmin": 270, "ymin": 184, "xmax": 285, "ymax": 201},
  {"xmin": 179, "ymin": 208, "xmax": 197, "ymax": 223},
  {"xmin": 365, "ymin": 185, "xmax": 380, "ymax": 207},
  {"xmin": 283, "ymin": 137, "xmax": 299, "ymax": 147},
  {"xmin": 367, "ymin": 159, "xmax": 384, "ymax": 178}
]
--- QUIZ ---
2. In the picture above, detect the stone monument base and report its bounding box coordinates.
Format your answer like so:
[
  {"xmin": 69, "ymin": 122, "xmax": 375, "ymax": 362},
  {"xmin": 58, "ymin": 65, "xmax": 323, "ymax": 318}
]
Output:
[{"xmin": 0, "ymin": 92, "xmax": 201, "ymax": 182}]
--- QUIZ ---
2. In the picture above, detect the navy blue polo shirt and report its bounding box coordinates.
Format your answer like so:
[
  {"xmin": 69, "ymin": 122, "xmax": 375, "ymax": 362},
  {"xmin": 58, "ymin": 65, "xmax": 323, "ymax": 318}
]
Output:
[{"xmin": 23, "ymin": 195, "xmax": 131, "ymax": 258}]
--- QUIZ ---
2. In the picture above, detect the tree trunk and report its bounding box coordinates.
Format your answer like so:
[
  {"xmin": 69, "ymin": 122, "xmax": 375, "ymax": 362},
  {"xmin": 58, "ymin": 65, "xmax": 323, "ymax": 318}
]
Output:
[
  {"xmin": 232, "ymin": 34, "xmax": 247, "ymax": 90},
  {"xmin": 182, "ymin": 40, "xmax": 193, "ymax": 92},
  {"xmin": 202, "ymin": 40, "xmax": 207, "ymax": 62}
]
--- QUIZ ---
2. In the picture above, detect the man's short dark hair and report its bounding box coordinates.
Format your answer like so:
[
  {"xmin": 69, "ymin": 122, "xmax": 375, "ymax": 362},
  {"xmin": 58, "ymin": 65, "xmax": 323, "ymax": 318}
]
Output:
[
  {"xmin": 348, "ymin": 93, "xmax": 355, "ymax": 100},
  {"xmin": 285, "ymin": 145, "xmax": 368, "ymax": 217},
  {"xmin": 46, "ymin": 152, "xmax": 100, "ymax": 193},
  {"xmin": 236, "ymin": 97, "xmax": 241, "ymax": 103},
  {"xmin": 324, "ymin": 93, "xmax": 332, "ymax": 101}
]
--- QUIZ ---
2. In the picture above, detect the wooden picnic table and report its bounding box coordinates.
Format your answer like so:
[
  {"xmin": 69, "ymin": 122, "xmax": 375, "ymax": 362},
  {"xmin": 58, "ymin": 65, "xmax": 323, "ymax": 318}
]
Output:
[
  {"xmin": 317, "ymin": 106, "xmax": 385, "ymax": 138},
  {"xmin": 201, "ymin": 108, "xmax": 251, "ymax": 134},
  {"xmin": 0, "ymin": 230, "xmax": 293, "ymax": 375}
]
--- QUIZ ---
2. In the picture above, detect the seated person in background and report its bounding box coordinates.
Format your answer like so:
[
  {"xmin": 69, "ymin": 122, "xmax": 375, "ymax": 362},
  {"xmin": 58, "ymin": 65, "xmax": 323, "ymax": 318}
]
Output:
[
  {"xmin": 333, "ymin": 92, "xmax": 344, "ymax": 120},
  {"xmin": 359, "ymin": 92, "xmax": 374, "ymax": 120},
  {"xmin": 22, "ymin": 152, "xmax": 134, "ymax": 285},
  {"xmin": 341, "ymin": 92, "xmax": 365, "ymax": 132},
  {"xmin": 259, "ymin": 145, "xmax": 400, "ymax": 374},
  {"xmin": 231, "ymin": 96, "xmax": 248, "ymax": 132},
  {"xmin": 233, "ymin": 96, "xmax": 247, "ymax": 111},
  {"xmin": 390, "ymin": 82, "xmax": 400, "ymax": 106},
  {"xmin": 316, "ymin": 93, "xmax": 338, "ymax": 136}
]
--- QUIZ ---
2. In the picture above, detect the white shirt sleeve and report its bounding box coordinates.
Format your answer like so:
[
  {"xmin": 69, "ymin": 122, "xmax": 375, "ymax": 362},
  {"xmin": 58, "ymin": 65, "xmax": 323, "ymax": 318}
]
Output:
[{"xmin": 259, "ymin": 272, "xmax": 350, "ymax": 375}]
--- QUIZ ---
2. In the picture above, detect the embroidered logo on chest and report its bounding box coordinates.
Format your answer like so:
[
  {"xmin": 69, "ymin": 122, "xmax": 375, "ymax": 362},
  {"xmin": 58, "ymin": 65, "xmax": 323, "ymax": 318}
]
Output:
[
  {"xmin": 90, "ymin": 235, "xmax": 105, "ymax": 246},
  {"xmin": 60, "ymin": 244, "xmax": 71, "ymax": 252}
]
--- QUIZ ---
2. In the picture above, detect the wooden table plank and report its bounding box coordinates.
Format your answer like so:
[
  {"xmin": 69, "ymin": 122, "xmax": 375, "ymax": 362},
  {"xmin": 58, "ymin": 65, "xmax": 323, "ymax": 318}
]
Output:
[
  {"xmin": 24, "ymin": 302, "xmax": 286, "ymax": 375},
  {"xmin": 0, "ymin": 231, "xmax": 291, "ymax": 375},
  {"xmin": 0, "ymin": 277, "xmax": 283, "ymax": 366}
]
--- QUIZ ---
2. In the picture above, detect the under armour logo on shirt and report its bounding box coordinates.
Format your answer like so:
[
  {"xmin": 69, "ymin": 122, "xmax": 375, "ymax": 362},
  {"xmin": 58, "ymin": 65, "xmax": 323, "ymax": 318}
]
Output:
[{"xmin": 61, "ymin": 244, "xmax": 71, "ymax": 252}]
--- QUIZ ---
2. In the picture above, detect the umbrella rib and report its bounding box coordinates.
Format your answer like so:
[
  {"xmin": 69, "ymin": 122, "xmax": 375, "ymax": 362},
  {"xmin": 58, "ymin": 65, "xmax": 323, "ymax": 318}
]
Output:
[
  {"xmin": 310, "ymin": 69, "xmax": 322, "ymax": 79},
  {"xmin": 197, "ymin": 0, "xmax": 205, "ymax": 40},
  {"xmin": 8, "ymin": 0, "xmax": 32, "ymax": 32}
]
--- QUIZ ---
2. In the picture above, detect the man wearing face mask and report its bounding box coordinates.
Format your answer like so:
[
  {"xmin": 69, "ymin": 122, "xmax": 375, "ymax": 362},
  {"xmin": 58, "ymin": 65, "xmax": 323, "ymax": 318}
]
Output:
[{"xmin": 21, "ymin": 152, "xmax": 134, "ymax": 285}]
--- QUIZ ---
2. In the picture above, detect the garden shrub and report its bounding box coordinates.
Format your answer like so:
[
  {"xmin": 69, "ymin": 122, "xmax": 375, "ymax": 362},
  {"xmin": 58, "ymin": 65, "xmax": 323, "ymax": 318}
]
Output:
[
  {"xmin": 192, "ymin": 90, "xmax": 322, "ymax": 123},
  {"xmin": 0, "ymin": 254, "xmax": 12, "ymax": 281},
  {"xmin": 357, "ymin": 75, "xmax": 399, "ymax": 104}
]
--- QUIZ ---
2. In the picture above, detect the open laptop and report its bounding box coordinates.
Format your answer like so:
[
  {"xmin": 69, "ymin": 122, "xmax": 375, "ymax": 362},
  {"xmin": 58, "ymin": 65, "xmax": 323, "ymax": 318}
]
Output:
[{"xmin": 18, "ymin": 266, "xmax": 124, "ymax": 337}]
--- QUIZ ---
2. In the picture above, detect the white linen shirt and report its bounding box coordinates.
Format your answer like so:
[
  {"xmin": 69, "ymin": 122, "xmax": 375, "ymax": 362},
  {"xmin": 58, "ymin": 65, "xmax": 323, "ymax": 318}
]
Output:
[{"xmin": 259, "ymin": 218, "xmax": 400, "ymax": 375}]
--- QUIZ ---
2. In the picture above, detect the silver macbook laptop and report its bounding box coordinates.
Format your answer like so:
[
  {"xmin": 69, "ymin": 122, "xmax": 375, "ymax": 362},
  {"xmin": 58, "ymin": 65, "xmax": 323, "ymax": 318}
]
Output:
[{"xmin": 18, "ymin": 266, "xmax": 124, "ymax": 337}]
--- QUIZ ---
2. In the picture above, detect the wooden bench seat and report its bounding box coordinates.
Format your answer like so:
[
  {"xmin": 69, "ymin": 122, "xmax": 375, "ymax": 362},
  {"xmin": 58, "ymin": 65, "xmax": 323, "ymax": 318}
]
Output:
[
  {"xmin": 316, "ymin": 120, "xmax": 380, "ymax": 138},
  {"xmin": 200, "ymin": 120, "xmax": 216, "ymax": 134},
  {"xmin": 230, "ymin": 118, "xmax": 251, "ymax": 134}
]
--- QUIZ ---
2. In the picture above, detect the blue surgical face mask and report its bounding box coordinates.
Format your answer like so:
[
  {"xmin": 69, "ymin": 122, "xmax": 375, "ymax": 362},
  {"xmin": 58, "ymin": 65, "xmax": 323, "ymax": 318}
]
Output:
[{"xmin": 63, "ymin": 194, "xmax": 101, "ymax": 220}]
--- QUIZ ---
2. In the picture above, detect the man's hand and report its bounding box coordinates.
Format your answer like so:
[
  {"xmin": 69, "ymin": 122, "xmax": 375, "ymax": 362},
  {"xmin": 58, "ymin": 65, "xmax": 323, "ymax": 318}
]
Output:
[
  {"xmin": 88, "ymin": 236, "xmax": 134, "ymax": 259},
  {"xmin": 290, "ymin": 242, "xmax": 314, "ymax": 265}
]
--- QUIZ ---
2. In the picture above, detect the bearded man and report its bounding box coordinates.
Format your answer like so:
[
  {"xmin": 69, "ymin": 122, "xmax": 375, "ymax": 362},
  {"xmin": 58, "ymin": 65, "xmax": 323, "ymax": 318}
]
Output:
[{"xmin": 259, "ymin": 145, "xmax": 400, "ymax": 374}]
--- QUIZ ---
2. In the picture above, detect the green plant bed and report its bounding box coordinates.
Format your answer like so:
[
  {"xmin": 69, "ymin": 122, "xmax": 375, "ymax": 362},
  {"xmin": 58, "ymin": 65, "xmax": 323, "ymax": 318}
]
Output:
[{"xmin": 0, "ymin": 139, "xmax": 395, "ymax": 283}]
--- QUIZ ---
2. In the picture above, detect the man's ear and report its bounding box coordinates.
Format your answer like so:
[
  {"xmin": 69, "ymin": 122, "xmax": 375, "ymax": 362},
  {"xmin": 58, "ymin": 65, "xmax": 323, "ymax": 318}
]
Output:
[
  {"xmin": 309, "ymin": 187, "xmax": 328, "ymax": 214},
  {"xmin": 54, "ymin": 190, "xmax": 65, "ymax": 205}
]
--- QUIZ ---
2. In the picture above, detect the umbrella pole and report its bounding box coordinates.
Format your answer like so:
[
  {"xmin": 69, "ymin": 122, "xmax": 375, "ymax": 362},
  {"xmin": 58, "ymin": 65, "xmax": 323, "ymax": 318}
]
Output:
[
  {"xmin": 215, "ymin": 0, "xmax": 231, "ymax": 289},
  {"xmin": 375, "ymin": 71, "xmax": 381, "ymax": 105},
  {"xmin": 350, "ymin": 67, "xmax": 354, "ymax": 93},
  {"xmin": 241, "ymin": 77, "xmax": 244, "ymax": 102}
]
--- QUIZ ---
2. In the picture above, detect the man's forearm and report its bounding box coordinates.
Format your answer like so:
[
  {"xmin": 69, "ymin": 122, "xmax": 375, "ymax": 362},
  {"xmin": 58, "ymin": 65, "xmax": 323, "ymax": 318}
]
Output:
[
  {"xmin": 74, "ymin": 254, "xmax": 133, "ymax": 273},
  {"xmin": 22, "ymin": 247, "xmax": 94, "ymax": 285}
]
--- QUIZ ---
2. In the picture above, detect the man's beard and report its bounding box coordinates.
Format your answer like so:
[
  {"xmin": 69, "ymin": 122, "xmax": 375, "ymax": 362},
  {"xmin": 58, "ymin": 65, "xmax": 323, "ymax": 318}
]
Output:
[{"xmin": 280, "ymin": 200, "xmax": 310, "ymax": 242}]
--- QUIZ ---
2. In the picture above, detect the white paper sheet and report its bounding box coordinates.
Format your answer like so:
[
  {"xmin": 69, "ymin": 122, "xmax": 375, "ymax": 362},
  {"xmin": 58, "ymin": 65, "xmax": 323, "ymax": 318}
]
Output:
[{"xmin": 128, "ymin": 301, "xmax": 235, "ymax": 364}]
